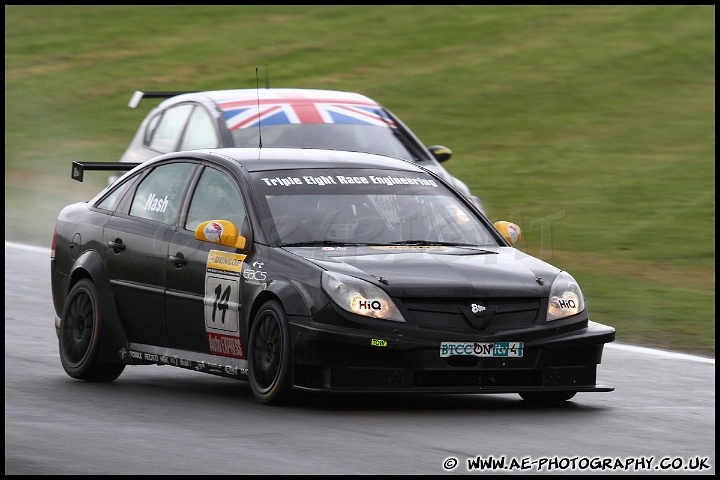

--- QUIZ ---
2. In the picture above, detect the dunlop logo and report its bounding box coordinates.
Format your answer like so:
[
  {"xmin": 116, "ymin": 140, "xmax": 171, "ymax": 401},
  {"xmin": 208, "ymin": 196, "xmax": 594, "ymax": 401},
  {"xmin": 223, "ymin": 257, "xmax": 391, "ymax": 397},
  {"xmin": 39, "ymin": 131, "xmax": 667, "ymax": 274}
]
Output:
[{"xmin": 207, "ymin": 250, "xmax": 246, "ymax": 273}]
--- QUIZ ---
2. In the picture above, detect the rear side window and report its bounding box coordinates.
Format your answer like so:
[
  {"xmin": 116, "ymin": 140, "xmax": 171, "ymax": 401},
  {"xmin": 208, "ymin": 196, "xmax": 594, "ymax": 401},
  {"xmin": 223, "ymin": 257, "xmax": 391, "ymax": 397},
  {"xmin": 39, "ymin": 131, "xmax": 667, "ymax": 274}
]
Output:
[
  {"xmin": 129, "ymin": 163, "xmax": 195, "ymax": 225},
  {"xmin": 96, "ymin": 175, "xmax": 140, "ymax": 212},
  {"xmin": 146, "ymin": 104, "xmax": 193, "ymax": 153},
  {"xmin": 180, "ymin": 107, "xmax": 219, "ymax": 150}
]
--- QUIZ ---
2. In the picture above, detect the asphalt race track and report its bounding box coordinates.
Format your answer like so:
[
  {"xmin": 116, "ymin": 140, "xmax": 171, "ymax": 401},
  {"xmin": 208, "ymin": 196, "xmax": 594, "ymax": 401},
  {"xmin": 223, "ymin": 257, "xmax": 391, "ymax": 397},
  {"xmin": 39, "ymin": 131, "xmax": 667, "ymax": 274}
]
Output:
[{"xmin": 4, "ymin": 242, "xmax": 715, "ymax": 475}]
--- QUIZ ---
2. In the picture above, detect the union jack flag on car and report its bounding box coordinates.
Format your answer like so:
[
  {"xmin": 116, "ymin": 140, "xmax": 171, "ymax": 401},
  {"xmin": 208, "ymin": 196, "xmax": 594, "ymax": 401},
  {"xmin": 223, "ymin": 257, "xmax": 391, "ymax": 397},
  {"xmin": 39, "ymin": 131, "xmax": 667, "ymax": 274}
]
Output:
[{"xmin": 216, "ymin": 89, "xmax": 397, "ymax": 129}]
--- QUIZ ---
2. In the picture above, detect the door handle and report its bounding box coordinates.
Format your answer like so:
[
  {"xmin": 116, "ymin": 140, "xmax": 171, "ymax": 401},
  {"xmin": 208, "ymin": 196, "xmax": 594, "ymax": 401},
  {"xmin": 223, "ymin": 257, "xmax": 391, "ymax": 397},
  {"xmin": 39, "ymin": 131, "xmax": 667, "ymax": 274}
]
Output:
[
  {"xmin": 107, "ymin": 239, "xmax": 126, "ymax": 253},
  {"xmin": 169, "ymin": 252, "xmax": 187, "ymax": 267}
]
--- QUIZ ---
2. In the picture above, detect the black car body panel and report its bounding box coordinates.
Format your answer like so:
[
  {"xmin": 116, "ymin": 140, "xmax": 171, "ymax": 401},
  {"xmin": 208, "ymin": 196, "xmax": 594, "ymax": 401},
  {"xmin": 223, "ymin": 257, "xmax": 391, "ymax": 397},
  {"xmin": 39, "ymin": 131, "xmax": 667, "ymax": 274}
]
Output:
[{"xmin": 52, "ymin": 148, "xmax": 614, "ymax": 404}]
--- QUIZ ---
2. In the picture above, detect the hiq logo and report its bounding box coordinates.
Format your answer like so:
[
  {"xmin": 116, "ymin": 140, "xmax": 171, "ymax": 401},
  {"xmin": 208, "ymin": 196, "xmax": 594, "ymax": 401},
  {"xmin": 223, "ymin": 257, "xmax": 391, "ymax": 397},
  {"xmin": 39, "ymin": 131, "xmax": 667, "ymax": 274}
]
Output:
[
  {"xmin": 358, "ymin": 299, "xmax": 382, "ymax": 311},
  {"xmin": 558, "ymin": 299, "xmax": 576, "ymax": 309}
]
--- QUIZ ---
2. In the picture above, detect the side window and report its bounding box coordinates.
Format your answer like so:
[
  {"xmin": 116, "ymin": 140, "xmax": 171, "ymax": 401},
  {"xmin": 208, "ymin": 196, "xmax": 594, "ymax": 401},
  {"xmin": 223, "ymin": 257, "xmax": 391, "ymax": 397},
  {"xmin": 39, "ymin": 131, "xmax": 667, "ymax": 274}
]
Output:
[
  {"xmin": 143, "ymin": 113, "xmax": 161, "ymax": 145},
  {"xmin": 129, "ymin": 163, "xmax": 196, "ymax": 225},
  {"xmin": 95, "ymin": 174, "xmax": 140, "ymax": 212},
  {"xmin": 147, "ymin": 104, "xmax": 194, "ymax": 153},
  {"xmin": 180, "ymin": 107, "xmax": 219, "ymax": 150},
  {"xmin": 186, "ymin": 167, "xmax": 246, "ymax": 232}
]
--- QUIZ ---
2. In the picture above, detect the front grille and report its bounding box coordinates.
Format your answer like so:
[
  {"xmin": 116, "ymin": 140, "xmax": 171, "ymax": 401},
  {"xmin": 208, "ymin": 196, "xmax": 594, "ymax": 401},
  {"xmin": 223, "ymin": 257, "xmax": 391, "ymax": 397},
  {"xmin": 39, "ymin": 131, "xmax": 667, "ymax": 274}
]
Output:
[
  {"xmin": 295, "ymin": 366, "xmax": 596, "ymax": 390},
  {"xmin": 415, "ymin": 369, "xmax": 544, "ymax": 388},
  {"xmin": 400, "ymin": 297, "xmax": 542, "ymax": 333}
]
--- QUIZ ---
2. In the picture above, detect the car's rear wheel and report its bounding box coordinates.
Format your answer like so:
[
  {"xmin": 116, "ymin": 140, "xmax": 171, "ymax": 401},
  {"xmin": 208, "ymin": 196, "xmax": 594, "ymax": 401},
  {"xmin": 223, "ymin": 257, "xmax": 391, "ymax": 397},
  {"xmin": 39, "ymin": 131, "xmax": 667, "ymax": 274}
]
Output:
[
  {"xmin": 519, "ymin": 391, "xmax": 577, "ymax": 403},
  {"xmin": 59, "ymin": 279, "xmax": 125, "ymax": 382},
  {"xmin": 248, "ymin": 300, "xmax": 293, "ymax": 405}
]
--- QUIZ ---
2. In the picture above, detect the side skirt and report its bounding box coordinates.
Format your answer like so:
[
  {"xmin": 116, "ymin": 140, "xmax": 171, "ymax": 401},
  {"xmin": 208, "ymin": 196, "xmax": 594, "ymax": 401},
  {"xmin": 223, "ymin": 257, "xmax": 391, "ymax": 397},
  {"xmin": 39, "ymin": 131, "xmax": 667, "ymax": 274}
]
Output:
[{"xmin": 124, "ymin": 343, "xmax": 249, "ymax": 380}]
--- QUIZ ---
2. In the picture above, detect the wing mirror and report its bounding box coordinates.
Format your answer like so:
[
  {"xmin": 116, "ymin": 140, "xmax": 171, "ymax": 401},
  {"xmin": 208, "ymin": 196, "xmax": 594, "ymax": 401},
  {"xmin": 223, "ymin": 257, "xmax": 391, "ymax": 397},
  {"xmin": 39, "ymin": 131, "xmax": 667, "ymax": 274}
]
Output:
[
  {"xmin": 194, "ymin": 220, "xmax": 249, "ymax": 250},
  {"xmin": 493, "ymin": 221, "xmax": 522, "ymax": 245},
  {"xmin": 428, "ymin": 145, "xmax": 452, "ymax": 163}
]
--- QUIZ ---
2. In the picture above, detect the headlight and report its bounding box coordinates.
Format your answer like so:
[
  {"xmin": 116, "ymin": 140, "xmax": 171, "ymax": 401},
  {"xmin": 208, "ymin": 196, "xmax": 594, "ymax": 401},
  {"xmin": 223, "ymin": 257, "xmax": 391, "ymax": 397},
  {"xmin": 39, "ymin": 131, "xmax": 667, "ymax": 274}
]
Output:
[
  {"xmin": 547, "ymin": 271, "xmax": 585, "ymax": 321},
  {"xmin": 321, "ymin": 271, "xmax": 405, "ymax": 322}
]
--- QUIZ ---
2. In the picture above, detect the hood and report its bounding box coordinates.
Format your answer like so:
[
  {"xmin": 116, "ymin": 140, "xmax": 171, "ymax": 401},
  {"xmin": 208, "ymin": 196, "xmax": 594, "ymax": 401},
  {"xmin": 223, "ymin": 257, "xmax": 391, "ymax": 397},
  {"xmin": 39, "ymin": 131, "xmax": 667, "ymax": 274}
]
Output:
[{"xmin": 285, "ymin": 245, "xmax": 560, "ymax": 298}]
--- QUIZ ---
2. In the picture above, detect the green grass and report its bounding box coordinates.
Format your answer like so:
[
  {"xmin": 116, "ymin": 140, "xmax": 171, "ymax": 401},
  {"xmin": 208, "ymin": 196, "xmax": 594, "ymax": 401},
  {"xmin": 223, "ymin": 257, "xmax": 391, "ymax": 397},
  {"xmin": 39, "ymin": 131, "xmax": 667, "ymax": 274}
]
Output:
[{"xmin": 5, "ymin": 5, "xmax": 714, "ymax": 357}]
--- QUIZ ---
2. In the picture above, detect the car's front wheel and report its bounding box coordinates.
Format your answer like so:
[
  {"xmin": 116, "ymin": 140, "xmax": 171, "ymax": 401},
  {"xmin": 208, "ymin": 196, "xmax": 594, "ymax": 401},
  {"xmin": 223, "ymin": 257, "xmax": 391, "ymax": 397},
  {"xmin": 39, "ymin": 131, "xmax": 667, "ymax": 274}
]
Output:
[
  {"xmin": 248, "ymin": 300, "xmax": 294, "ymax": 405},
  {"xmin": 519, "ymin": 391, "xmax": 577, "ymax": 403},
  {"xmin": 59, "ymin": 279, "xmax": 125, "ymax": 382}
]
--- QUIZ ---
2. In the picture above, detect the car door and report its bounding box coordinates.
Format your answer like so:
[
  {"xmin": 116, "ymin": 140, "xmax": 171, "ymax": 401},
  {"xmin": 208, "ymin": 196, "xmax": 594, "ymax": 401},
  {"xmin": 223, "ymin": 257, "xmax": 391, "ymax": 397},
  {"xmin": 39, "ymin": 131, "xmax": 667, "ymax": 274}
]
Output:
[
  {"xmin": 165, "ymin": 165, "xmax": 249, "ymax": 357},
  {"xmin": 102, "ymin": 161, "xmax": 196, "ymax": 347}
]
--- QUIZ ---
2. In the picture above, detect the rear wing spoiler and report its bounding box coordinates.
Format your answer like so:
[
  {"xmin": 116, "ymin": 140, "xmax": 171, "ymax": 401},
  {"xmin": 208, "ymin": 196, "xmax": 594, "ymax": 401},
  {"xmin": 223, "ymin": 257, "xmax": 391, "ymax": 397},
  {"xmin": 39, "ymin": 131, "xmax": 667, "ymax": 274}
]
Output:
[
  {"xmin": 128, "ymin": 90, "xmax": 197, "ymax": 108},
  {"xmin": 71, "ymin": 161, "xmax": 140, "ymax": 182}
]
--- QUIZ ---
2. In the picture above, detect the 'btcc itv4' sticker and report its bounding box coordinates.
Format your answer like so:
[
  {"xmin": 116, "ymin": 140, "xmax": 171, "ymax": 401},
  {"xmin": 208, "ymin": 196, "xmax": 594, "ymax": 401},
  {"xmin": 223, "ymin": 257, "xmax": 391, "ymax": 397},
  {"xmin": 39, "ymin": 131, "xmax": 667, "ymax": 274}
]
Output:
[{"xmin": 440, "ymin": 342, "xmax": 524, "ymax": 358}]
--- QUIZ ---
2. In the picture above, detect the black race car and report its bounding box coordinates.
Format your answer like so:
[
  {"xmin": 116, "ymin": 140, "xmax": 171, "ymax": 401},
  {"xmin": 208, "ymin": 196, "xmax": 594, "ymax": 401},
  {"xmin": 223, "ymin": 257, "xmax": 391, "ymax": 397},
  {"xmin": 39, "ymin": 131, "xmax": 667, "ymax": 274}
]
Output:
[{"xmin": 51, "ymin": 147, "xmax": 615, "ymax": 405}]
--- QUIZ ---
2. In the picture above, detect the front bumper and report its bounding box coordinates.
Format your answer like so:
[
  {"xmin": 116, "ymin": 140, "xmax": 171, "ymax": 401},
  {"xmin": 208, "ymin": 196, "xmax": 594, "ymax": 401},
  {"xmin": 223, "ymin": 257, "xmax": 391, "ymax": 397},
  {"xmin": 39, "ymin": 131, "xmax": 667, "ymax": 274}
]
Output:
[{"xmin": 288, "ymin": 313, "xmax": 615, "ymax": 394}]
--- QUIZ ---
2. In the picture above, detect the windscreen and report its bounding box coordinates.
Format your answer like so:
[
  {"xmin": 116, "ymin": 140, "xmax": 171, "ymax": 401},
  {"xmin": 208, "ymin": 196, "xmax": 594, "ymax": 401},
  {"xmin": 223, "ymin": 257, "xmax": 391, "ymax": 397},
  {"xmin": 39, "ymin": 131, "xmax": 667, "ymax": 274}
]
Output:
[
  {"xmin": 250, "ymin": 168, "xmax": 497, "ymax": 247},
  {"xmin": 231, "ymin": 124, "xmax": 419, "ymax": 162}
]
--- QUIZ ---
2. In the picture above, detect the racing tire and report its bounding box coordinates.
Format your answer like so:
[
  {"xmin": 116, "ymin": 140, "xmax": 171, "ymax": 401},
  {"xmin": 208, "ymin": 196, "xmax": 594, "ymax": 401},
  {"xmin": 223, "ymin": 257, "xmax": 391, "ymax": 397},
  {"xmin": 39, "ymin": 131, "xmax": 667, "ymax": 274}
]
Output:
[
  {"xmin": 519, "ymin": 391, "xmax": 577, "ymax": 403},
  {"xmin": 59, "ymin": 279, "xmax": 125, "ymax": 382},
  {"xmin": 248, "ymin": 300, "xmax": 294, "ymax": 405}
]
